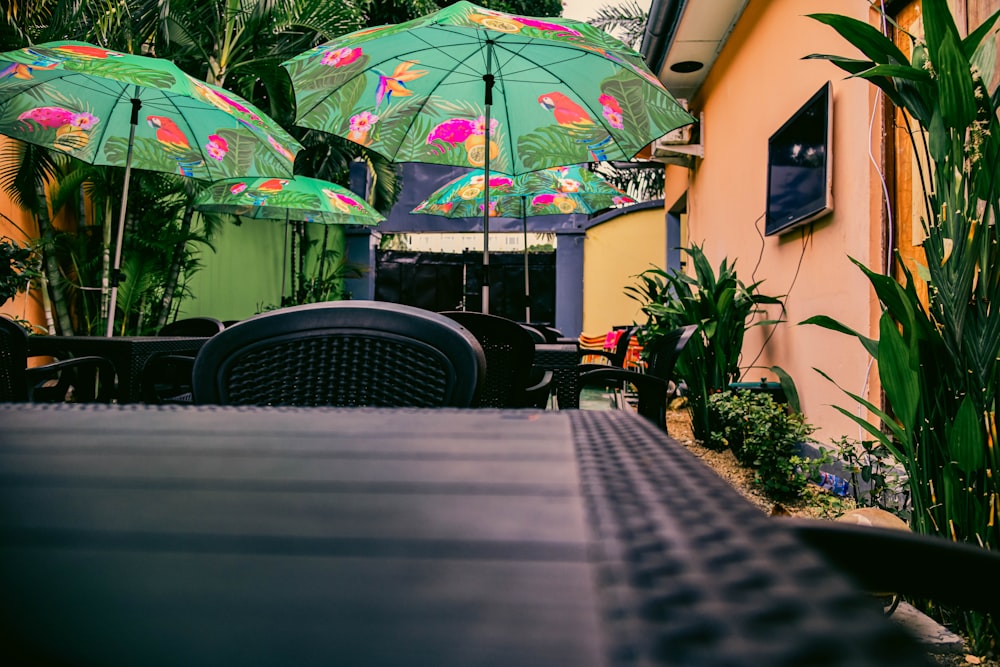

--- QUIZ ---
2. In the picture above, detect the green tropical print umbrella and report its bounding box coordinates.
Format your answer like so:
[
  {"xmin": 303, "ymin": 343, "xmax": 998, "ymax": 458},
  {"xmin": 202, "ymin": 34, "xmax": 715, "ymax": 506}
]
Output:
[
  {"xmin": 282, "ymin": 1, "xmax": 691, "ymax": 312},
  {"xmin": 0, "ymin": 41, "xmax": 303, "ymax": 335},
  {"xmin": 194, "ymin": 176, "xmax": 383, "ymax": 226},
  {"xmin": 0, "ymin": 41, "xmax": 300, "ymax": 180},
  {"xmin": 282, "ymin": 1, "xmax": 691, "ymax": 175},
  {"xmin": 412, "ymin": 165, "xmax": 634, "ymax": 320},
  {"xmin": 411, "ymin": 165, "xmax": 635, "ymax": 219},
  {"xmin": 195, "ymin": 176, "xmax": 382, "ymax": 305}
]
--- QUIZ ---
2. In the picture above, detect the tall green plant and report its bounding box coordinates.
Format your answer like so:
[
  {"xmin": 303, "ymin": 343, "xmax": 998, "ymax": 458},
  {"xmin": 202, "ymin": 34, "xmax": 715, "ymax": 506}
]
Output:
[
  {"xmin": 803, "ymin": 1, "xmax": 1000, "ymax": 649},
  {"xmin": 626, "ymin": 243, "xmax": 784, "ymax": 442}
]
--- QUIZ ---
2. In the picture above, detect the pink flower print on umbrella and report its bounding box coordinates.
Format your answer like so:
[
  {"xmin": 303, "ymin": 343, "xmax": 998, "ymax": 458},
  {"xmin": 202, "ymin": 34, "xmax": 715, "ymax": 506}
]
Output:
[
  {"xmin": 229, "ymin": 182, "xmax": 248, "ymax": 195},
  {"xmin": 18, "ymin": 106, "xmax": 76, "ymax": 129},
  {"xmin": 511, "ymin": 16, "xmax": 582, "ymax": 39},
  {"xmin": 348, "ymin": 111, "xmax": 379, "ymax": 146},
  {"xmin": 206, "ymin": 134, "xmax": 229, "ymax": 160},
  {"xmin": 557, "ymin": 177, "xmax": 580, "ymax": 193},
  {"xmin": 469, "ymin": 173, "xmax": 513, "ymax": 190},
  {"xmin": 322, "ymin": 47, "xmax": 362, "ymax": 67},
  {"xmin": 599, "ymin": 94, "xmax": 624, "ymax": 130},
  {"xmin": 71, "ymin": 112, "xmax": 98, "ymax": 130},
  {"xmin": 268, "ymin": 135, "xmax": 296, "ymax": 161},
  {"xmin": 426, "ymin": 118, "xmax": 476, "ymax": 155},
  {"xmin": 323, "ymin": 188, "xmax": 366, "ymax": 214}
]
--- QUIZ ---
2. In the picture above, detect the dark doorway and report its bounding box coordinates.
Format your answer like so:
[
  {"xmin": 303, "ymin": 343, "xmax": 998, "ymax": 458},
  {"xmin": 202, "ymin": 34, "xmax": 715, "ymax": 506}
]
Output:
[{"xmin": 375, "ymin": 250, "xmax": 556, "ymax": 323}]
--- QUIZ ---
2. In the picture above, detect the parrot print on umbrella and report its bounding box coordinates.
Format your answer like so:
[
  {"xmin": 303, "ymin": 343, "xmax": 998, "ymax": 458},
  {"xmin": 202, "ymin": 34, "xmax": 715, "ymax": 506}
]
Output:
[
  {"xmin": 147, "ymin": 115, "xmax": 204, "ymax": 177},
  {"xmin": 282, "ymin": 1, "xmax": 693, "ymax": 176},
  {"xmin": 537, "ymin": 91, "xmax": 613, "ymax": 161}
]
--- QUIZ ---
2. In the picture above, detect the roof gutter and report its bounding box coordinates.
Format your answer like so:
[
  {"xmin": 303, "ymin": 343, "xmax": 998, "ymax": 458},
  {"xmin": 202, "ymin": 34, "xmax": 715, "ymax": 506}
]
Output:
[{"xmin": 639, "ymin": 0, "xmax": 687, "ymax": 76}]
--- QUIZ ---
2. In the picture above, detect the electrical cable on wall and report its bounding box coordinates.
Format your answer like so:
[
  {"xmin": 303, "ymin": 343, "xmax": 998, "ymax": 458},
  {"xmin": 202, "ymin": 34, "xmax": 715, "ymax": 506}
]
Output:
[
  {"xmin": 857, "ymin": 0, "xmax": 894, "ymax": 439},
  {"xmin": 743, "ymin": 222, "xmax": 811, "ymax": 380}
]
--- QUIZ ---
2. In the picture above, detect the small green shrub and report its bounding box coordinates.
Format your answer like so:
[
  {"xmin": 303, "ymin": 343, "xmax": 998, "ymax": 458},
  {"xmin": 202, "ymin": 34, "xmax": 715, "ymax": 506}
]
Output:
[
  {"xmin": 708, "ymin": 390, "xmax": 818, "ymax": 500},
  {"xmin": 832, "ymin": 436, "xmax": 910, "ymax": 520}
]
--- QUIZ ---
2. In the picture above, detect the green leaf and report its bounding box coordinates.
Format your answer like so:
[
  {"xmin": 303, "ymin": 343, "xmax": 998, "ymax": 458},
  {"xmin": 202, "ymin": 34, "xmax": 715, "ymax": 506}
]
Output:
[
  {"xmin": 935, "ymin": 31, "xmax": 978, "ymax": 129},
  {"xmin": 858, "ymin": 64, "xmax": 932, "ymax": 83},
  {"xmin": 963, "ymin": 9, "xmax": 1000, "ymax": 61},
  {"xmin": 948, "ymin": 397, "xmax": 985, "ymax": 474},
  {"xmin": 807, "ymin": 14, "xmax": 910, "ymax": 65},
  {"xmin": 927, "ymin": 108, "xmax": 949, "ymax": 162},
  {"xmin": 770, "ymin": 365, "xmax": 801, "ymax": 414},
  {"xmin": 800, "ymin": 314, "xmax": 879, "ymax": 358},
  {"xmin": 877, "ymin": 311, "xmax": 919, "ymax": 430}
]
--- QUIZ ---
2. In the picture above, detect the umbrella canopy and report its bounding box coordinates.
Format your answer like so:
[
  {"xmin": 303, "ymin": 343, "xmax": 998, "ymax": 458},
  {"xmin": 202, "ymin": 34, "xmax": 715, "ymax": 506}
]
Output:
[
  {"xmin": 281, "ymin": 0, "xmax": 692, "ymax": 312},
  {"xmin": 194, "ymin": 176, "xmax": 383, "ymax": 305},
  {"xmin": 412, "ymin": 165, "xmax": 635, "ymax": 320},
  {"xmin": 412, "ymin": 165, "xmax": 634, "ymax": 218},
  {"xmin": 194, "ymin": 176, "xmax": 383, "ymax": 226},
  {"xmin": 0, "ymin": 41, "xmax": 302, "ymax": 334}
]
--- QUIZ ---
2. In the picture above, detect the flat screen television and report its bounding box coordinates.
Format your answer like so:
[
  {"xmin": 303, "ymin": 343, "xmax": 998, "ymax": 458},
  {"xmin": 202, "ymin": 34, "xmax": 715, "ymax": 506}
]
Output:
[{"xmin": 764, "ymin": 82, "xmax": 833, "ymax": 236}]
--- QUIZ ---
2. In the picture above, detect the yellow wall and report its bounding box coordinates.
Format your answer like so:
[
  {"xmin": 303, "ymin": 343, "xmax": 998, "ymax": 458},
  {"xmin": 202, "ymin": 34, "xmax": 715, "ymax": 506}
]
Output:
[
  {"xmin": 581, "ymin": 205, "xmax": 666, "ymax": 337},
  {"xmin": 666, "ymin": 0, "xmax": 885, "ymax": 441}
]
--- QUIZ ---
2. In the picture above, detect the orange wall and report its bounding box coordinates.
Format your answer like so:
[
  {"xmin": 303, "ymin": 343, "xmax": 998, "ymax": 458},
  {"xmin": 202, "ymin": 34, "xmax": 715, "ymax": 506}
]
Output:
[
  {"xmin": 670, "ymin": 0, "xmax": 885, "ymax": 441},
  {"xmin": 0, "ymin": 137, "xmax": 46, "ymax": 329}
]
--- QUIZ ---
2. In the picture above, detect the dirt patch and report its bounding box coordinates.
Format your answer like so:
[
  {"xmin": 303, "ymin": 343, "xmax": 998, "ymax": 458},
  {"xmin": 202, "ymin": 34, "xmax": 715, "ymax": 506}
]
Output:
[{"xmin": 664, "ymin": 408, "xmax": 849, "ymax": 519}]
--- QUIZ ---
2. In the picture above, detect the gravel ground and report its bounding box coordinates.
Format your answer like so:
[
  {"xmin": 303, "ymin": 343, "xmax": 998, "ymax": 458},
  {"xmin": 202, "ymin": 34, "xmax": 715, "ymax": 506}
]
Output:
[{"xmin": 662, "ymin": 408, "xmax": 997, "ymax": 666}]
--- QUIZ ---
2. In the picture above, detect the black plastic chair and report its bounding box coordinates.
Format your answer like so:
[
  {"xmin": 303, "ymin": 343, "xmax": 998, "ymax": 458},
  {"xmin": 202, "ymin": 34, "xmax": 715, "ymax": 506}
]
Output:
[
  {"xmin": 0, "ymin": 316, "xmax": 115, "ymax": 403},
  {"xmin": 191, "ymin": 302, "xmax": 486, "ymax": 407},
  {"xmin": 157, "ymin": 317, "xmax": 225, "ymax": 337},
  {"xmin": 518, "ymin": 323, "xmax": 546, "ymax": 344},
  {"xmin": 441, "ymin": 311, "xmax": 552, "ymax": 409},
  {"xmin": 519, "ymin": 322, "xmax": 563, "ymax": 343},
  {"xmin": 140, "ymin": 318, "xmax": 225, "ymax": 404},
  {"xmin": 788, "ymin": 518, "xmax": 1000, "ymax": 616},
  {"xmin": 578, "ymin": 325, "xmax": 696, "ymax": 431}
]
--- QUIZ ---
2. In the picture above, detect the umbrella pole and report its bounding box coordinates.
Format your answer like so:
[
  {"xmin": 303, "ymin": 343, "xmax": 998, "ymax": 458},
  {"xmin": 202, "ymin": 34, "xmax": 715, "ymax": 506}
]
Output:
[
  {"xmin": 280, "ymin": 212, "xmax": 289, "ymax": 305},
  {"xmin": 522, "ymin": 196, "xmax": 530, "ymax": 323},
  {"xmin": 105, "ymin": 94, "xmax": 142, "ymax": 337},
  {"xmin": 481, "ymin": 43, "xmax": 495, "ymax": 315}
]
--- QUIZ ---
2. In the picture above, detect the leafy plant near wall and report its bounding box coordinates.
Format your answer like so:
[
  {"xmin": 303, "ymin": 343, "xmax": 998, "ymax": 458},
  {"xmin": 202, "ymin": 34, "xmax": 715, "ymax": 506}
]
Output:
[
  {"xmin": 802, "ymin": 0, "xmax": 1000, "ymax": 650},
  {"xmin": 626, "ymin": 243, "xmax": 784, "ymax": 442},
  {"xmin": 708, "ymin": 389, "xmax": 819, "ymax": 500},
  {"xmin": 0, "ymin": 234, "xmax": 41, "ymax": 307}
]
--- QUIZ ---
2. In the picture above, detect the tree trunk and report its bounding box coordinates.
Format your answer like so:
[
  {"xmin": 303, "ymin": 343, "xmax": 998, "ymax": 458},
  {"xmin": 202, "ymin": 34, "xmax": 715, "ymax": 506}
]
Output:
[
  {"xmin": 34, "ymin": 182, "xmax": 74, "ymax": 335},
  {"xmin": 155, "ymin": 203, "xmax": 194, "ymax": 331}
]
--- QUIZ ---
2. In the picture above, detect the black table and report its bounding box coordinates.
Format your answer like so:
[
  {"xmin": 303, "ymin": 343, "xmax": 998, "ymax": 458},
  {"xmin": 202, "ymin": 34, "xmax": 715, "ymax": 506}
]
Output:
[
  {"xmin": 0, "ymin": 404, "xmax": 932, "ymax": 666},
  {"xmin": 28, "ymin": 335, "xmax": 209, "ymax": 403},
  {"xmin": 534, "ymin": 342, "xmax": 580, "ymax": 409}
]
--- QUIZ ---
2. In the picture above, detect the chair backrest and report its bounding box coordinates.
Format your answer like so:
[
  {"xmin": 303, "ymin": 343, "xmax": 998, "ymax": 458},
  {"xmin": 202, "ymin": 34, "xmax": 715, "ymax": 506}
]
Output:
[
  {"xmin": 191, "ymin": 302, "xmax": 486, "ymax": 407},
  {"xmin": 518, "ymin": 323, "xmax": 546, "ymax": 344},
  {"xmin": 440, "ymin": 311, "xmax": 538, "ymax": 408},
  {"xmin": 519, "ymin": 322, "xmax": 562, "ymax": 343},
  {"xmin": 0, "ymin": 316, "xmax": 29, "ymax": 401},
  {"xmin": 580, "ymin": 326, "xmax": 637, "ymax": 367},
  {"xmin": 158, "ymin": 317, "xmax": 225, "ymax": 337},
  {"xmin": 644, "ymin": 324, "xmax": 697, "ymax": 383}
]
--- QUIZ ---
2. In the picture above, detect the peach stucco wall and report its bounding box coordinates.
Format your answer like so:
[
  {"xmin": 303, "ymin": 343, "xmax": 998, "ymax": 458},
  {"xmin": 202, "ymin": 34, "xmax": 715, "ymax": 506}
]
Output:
[
  {"xmin": 670, "ymin": 0, "xmax": 885, "ymax": 442},
  {"xmin": 581, "ymin": 205, "xmax": 666, "ymax": 337}
]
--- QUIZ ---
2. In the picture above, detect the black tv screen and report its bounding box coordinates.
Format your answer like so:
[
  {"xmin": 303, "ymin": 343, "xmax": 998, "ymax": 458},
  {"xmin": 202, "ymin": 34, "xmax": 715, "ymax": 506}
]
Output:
[{"xmin": 765, "ymin": 82, "xmax": 833, "ymax": 236}]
